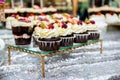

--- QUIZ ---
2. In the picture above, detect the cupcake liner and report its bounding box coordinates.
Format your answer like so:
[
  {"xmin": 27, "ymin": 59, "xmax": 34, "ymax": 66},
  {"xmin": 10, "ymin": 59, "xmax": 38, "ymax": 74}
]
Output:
[
  {"xmin": 61, "ymin": 37, "xmax": 74, "ymax": 47},
  {"xmin": 37, "ymin": 38, "xmax": 61, "ymax": 51},
  {"xmin": 74, "ymin": 34, "xmax": 89, "ymax": 43},
  {"xmin": 88, "ymin": 31, "xmax": 100, "ymax": 40}
]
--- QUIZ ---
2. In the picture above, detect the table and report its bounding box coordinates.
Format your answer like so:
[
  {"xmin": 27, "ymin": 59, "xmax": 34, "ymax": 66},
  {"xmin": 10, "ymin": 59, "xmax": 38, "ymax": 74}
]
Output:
[{"xmin": 7, "ymin": 39, "xmax": 102, "ymax": 78}]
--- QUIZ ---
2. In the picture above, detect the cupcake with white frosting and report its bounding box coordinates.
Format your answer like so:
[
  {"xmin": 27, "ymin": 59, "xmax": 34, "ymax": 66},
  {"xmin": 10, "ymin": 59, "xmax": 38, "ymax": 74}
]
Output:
[
  {"xmin": 105, "ymin": 13, "xmax": 119, "ymax": 23},
  {"xmin": 56, "ymin": 21, "xmax": 74, "ymax": 47},
  {"xmin": 85, "ymin": 19, "xmax": 100, "ymax": 40},
  {"xmin": 72, "ymin": 20, "xmax": 88, "ymax": 43},
  {"xmin": 34, "ymin": 21, "xmax": 61, "ymax": 51}
]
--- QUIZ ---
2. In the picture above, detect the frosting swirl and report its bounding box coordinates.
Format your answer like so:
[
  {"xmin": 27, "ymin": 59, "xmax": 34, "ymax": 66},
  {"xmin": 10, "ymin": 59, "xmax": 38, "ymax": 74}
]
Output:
[
  {"xmin": 72, "ymin": 24, "xmax": 87, "ymax": 33},
  {"xmin": 56, "ymin": 23, "xmax": 73, "ymax": 36},
  {"xmin": 34, "ymin": 27, "xmax": 59, "ymax": 38},
  {"xmin": 86, "ymin": 23, "xmax": 98, "ymax": 31}
]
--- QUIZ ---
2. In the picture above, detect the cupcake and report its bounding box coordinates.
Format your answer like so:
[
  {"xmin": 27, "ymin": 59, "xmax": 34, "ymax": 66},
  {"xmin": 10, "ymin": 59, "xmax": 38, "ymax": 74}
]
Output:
[
  {"xmin": 85, "ymin": 19, "xmax": 100, "ymax": 40},
  {"xmin": 89, "ymin": 12, "xmax": 106, "ymax": 22},
  {"xmin": 11, "ymin": 17, "xmax": 34, "ymax": 45},
  {"xmin": 72, "ymin": 20, "xmax": 88, "ymax": 43},
  {"xmin": 56, "ymin": 21, "xmax": 74, "ymax": 47},
  {"xmin": 105, "ymin": 12, "xmax": 119, "ymax": 23},
  {"xmin": 34, "ymin": 21, "xmax": 61, "ymax": 51}
]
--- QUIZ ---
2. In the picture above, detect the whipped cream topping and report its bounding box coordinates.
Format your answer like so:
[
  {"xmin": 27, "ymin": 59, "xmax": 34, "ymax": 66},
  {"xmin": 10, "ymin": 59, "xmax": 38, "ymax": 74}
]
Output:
[
  {"xmin": 14, "ymin": 34, "xmax": 30, "ymax": 39},
  {"xmin": 6, "ymin": 17, "xmax": 16, "ymax": 21},
  {"xmin": 106, "ymin": 13, "xmax": 119, "ymax": 23},
  {"xmin": 12, "ymin": 20, "xmax": 33, "ymax": 27},
  {"xmin": 86, "ymin": 23, "xmax": 98, "ymax": 31},
  {"xmin": 56, "ymin": 23, "xmax": 73, "ymax": 36},
  {"xmin": 34, "ymin": 27, "xmax": 59, "ymax": 38},
  {"xmin": 88, "ymin": 7, "xmax": 100, "ymax": 13},
  {"xmin": 72, "ymin": 24, "xmax": 87, "ymax": 33},
  {"xmin": 90, "ymin": 14, "xmax": 106, "ymax": 22}
]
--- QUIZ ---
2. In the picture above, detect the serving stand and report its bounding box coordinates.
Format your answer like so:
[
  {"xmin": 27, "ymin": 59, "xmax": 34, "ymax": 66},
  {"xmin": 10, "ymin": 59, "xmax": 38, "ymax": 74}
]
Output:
[{"xmin": 7, "ymin": 39, "xmax": 103, "ymax": 78}]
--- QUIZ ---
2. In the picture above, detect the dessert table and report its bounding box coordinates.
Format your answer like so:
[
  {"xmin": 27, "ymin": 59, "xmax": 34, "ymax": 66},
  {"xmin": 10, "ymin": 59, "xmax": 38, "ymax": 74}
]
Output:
[{"xmin": 7, "ymin": 39, "xmax": 102, "ymax": 78}]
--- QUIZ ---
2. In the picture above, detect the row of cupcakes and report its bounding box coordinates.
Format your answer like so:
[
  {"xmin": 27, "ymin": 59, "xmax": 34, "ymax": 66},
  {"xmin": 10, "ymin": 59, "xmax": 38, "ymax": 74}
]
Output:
[
  {"xmin": 33, "ymin": 18, "xmax": 99, "ymax": 51},
  {"xmin": 9, "ymin": 13, "xmax": 100, "ymax": 51},
  {"xmin": 88, "ymin": 5, "xmax": 120, "ymax": 15},
  {"xmin": 5, "ymin": 7, "xmax": 57, "ymax": 18}
]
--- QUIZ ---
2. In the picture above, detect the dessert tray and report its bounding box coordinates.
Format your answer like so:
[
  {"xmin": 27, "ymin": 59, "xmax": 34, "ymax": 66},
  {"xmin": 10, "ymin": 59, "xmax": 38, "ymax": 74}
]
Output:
[{"xmin": 7, "ymin": 39, "xmax": 102, "ymax": 78}]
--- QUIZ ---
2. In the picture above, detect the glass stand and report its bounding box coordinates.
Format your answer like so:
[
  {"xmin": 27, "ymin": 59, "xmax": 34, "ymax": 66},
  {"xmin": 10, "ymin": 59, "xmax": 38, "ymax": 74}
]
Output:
[{"xmin": 7, "ymin": 39, "xmax": 103, "ymax": 78}]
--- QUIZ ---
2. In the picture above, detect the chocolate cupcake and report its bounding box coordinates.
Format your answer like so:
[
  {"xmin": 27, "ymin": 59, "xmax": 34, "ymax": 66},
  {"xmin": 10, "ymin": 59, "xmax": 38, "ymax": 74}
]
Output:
[
  {"xmin": 56, "ymin": 22, "xmax": 74, "ymax": 47},
  {"xmin": 72, "ymin": 20, "xmax": 88, "ymax": 43},
  {"xmin": 34, "ymin": 22, "xmax": 61, "ymax": 51},
  {"xmin": 85, "ymin": 20, "xmax": 100, "ymax": 40},
  {"xmin": 37, "ymin": 37, "xmax": 61, "ymax": 51},
  {"xmin": 11, "ymin": 18, "xmax": 33, "ymax": 45}
]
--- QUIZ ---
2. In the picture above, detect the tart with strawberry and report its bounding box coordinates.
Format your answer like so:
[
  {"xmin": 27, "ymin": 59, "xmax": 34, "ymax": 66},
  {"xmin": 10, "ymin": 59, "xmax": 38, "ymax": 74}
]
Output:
[
  {"xmin": 12, "ymin": 17, "xmax": 34, "ymax": 45},
  {"xmin": 34, "ymin": 21, "xmax": 61, "ymax": 51},
  {"xmin": 85, "ymin": 19, "xmax": 100, "ymax": 40}
]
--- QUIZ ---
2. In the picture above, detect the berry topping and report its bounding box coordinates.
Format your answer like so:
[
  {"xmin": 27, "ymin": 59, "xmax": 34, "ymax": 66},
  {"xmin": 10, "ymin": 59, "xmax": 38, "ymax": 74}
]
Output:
[
  {"xmin": 70, "ymin": 15, "xmax": 75, "ymax": 18},
  {"xmin": 18, "ymin": 17, "xmax": 31, "ymax": 23},
  {"xmin": 48, "ymin": 24, "xmax": 54, "ymax": 29},
  {"xmin": 29, "ymin": 13, "xmax": 34, "ymax": 16},
  {"xmin": 97, "ymin": 12, "xmax": 102, "ymax": 15},
  {"xmin": 11, "ymin": 14, "xmax": 16, "ymax": 17},
  {"xmin": 44, "ymin": 18, "xmax": 49, "ymax": 22},
  {"xmin": 61, "ymin": 22, "xmax": 67, "ymax": 28},
  {"xmin": 90, "ymin": 20, "xmax": 95, "ymax": 24},
  {"xmin": 109, "ymin": 12, "xmax": 114, "ymax": 15},
  {"xmin": 77, "ymin": 21, "xmax": 82, "ymax": 25},
  {"xmin": 67, "ymin": 18, "xmax": 72, "ymax": 23},
  {"xmin": 40, "ymin": 14, "xmax": 46, "ymax": 16}
]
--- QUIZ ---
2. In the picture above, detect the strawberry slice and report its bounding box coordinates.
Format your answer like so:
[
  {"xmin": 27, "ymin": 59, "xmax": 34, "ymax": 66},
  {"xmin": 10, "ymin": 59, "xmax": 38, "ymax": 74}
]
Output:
[
  {"xmin": 61, "ymin": 22, "xmax": 67, "ymax": 29},
  {"xmin": 77, "ymin": 21, "xmax": 82, "ymax": 25},
  {"xmin": 44, "ymin": 18, "xmax": 49, "ymax": 22},
  {"xmin": 97, "ymin": 12, "xmax": 102, "ymax": 15},
  {"xmin": 48, "ymin": 24, "xmax": 54, "ymax": 29}
]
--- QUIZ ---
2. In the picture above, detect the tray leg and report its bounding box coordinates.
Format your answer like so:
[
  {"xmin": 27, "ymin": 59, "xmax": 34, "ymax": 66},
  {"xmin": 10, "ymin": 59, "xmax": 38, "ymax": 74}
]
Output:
[
  {"xmin": 8, "ymin": 47, "xmax": 11, "ymax": 65},
  {"xmin": 41, "ymin": 56, "xmax": 45, "ymax": 78},
  {"xmin": 100, "ymin": 40, "xmax": 103, "ymax": 54}
]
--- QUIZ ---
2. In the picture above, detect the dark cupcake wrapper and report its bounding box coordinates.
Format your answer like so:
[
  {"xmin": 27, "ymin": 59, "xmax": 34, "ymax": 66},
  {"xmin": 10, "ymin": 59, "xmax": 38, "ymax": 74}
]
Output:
[
  {"xmin": 37, "ymin": 38, "xmax": 61, "ymax": 51},
  {"xmin": 88, "ymin": 31, "xmax": 100, "ymax": 40},
  {"xmin": 61, "ymin": 36, "xmax": 75, "ymax": 47},
  {"xmin": 74, "ymin": 34, "xmax": 89, "ymax": 43}
]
